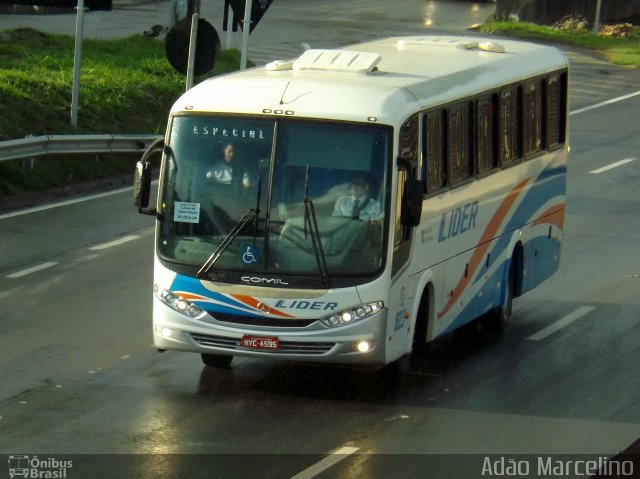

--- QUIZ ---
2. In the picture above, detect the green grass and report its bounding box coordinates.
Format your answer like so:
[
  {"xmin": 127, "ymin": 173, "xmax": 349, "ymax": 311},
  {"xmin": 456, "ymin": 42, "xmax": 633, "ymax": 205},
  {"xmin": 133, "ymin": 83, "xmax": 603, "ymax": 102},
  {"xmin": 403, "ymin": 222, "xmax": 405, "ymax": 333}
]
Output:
[
  {"xmin": 0, "ymin": 27, "xmax": 245, "ymax": 198},
  {"xmin": 479, "ymin": 21, "xmax": 640, "ymax": 68}
]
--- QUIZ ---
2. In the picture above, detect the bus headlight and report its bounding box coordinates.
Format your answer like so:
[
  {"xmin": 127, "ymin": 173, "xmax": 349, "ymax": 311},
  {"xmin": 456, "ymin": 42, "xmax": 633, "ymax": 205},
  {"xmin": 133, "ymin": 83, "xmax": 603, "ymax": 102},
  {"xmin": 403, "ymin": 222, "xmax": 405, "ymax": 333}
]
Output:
[
  {"xmin": 320, "ymin": 301, "xmax": 383, "ymax": 328},
  {"xmin": 154, "ymin": 285, "xmax": 206, "ymax": 319}
]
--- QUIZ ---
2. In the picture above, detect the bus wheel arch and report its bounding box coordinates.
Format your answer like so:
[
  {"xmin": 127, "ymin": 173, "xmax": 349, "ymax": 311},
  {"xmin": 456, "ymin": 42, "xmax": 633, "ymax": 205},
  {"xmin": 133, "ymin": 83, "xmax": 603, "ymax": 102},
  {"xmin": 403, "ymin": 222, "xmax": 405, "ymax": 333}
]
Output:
[
  {"xmin": 412, "ymin": 282, "xmax": 433, "ymax": 353},
  {"xmin": 511, "ymin": 241, "xmax": 524, "ymax": 298},
  {"xmin": 484, "ymin": 242, "xmax": 523, "ymax": 330}
]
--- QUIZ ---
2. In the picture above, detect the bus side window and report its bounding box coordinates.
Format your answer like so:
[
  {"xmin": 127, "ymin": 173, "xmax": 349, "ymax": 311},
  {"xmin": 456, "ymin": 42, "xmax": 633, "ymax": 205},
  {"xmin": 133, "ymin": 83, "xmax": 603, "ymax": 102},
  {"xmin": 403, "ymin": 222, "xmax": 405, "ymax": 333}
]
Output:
[
  {"xmin": 546, "ymin": 72, "xmax": 567, "ymax": 149},
  {"xmin": 476, "ymin": 94, "xmax": 498, "ymax": 175},
  {"xmin": 423, "ymin": 109, "xmax": 447, "ymax": 194},
  {"xmin": 523, "ymin": 79, "xmax": 544, "ymax": 158},
  {"xmin": 448, "ymin": 101, "xmax": 473, "ymax": 185},
  {"xmin": 499, "ymin": 85, "xmax": 523, "ymax": 167}
]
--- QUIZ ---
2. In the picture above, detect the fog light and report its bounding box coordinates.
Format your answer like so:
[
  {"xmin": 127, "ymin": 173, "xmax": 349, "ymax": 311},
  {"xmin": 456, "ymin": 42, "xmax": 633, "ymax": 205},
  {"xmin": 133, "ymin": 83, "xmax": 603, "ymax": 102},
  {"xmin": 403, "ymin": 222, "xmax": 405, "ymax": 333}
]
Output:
[
  {"xmin": 160, "ymin": 328, "xmax": 172, "ymax": 338},
  {"xmin": 357, "ymin": 341, "xmax": 370, "ymax": 353}
]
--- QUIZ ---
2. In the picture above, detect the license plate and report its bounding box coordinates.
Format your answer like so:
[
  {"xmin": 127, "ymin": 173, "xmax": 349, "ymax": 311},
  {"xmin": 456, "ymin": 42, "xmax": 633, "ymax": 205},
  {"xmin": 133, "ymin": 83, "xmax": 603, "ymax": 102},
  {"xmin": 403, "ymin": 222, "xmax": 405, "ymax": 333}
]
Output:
[{"xmin": 240, "ymin": 335, "xmax": 280, "ymax": 350}]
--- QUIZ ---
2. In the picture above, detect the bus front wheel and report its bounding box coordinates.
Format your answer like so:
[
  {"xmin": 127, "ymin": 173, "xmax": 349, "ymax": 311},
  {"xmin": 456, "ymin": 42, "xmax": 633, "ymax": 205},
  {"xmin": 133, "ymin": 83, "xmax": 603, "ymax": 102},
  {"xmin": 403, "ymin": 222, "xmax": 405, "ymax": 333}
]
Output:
[{"xmin": 201, "ymin": 353, "xmax": 233, "ymax": 368}]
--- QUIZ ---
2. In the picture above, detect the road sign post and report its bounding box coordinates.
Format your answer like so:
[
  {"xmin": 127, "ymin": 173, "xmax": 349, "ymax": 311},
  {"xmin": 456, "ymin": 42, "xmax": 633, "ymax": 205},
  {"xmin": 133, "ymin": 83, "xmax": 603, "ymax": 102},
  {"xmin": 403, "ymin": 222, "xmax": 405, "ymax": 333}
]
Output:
[
  {"xmin": 240, "ymin": 0, "xmax": 253, "ymax": 70},
  {"xmin": 70, "ymin": 0, "xmax": 86, "ymax": 127},
  {"xmin": 186, "ymin": 12, "xmax": 200, "ymax": 90}
]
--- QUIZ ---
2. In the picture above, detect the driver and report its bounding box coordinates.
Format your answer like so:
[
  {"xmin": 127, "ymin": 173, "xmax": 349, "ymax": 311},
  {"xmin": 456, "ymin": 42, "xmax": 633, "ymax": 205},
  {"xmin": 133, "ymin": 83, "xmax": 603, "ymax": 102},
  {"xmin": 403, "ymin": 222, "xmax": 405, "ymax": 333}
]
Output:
[{"xmin": 332, "ymin": 172, "xmax": 382, "ymax": 221}]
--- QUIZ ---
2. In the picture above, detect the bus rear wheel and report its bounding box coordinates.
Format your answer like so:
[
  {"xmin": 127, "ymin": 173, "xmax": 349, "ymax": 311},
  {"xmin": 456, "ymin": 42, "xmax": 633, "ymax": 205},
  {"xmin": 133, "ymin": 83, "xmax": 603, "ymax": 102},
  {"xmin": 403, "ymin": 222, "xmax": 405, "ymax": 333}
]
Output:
[{"xmin": 201, "ymin": 353, "xmax": 233, "ymax": 368}]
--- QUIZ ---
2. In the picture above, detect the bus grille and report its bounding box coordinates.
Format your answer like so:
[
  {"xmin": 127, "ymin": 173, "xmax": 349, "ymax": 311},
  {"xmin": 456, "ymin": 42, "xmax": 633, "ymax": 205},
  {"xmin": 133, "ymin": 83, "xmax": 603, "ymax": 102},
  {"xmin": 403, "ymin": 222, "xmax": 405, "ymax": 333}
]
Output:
[
  {"xmin": 190, "ymin": 333, "xmax": 335, "ymax": 355},
  {"xmin": 207, "ymin": 312, "xmax": 317, "ymax": 328}
]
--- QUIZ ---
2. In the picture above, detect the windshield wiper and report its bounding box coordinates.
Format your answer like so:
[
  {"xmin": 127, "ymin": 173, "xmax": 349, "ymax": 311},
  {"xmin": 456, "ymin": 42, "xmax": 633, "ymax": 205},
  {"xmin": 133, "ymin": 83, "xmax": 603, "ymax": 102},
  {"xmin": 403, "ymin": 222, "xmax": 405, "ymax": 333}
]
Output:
[
  {"xmin": 303, "ymin": 166, "xmax": 329, "ymax": 287},
  {"xmin": 197, "ymin": 175, "xmax": 263, "ymax": 279}
]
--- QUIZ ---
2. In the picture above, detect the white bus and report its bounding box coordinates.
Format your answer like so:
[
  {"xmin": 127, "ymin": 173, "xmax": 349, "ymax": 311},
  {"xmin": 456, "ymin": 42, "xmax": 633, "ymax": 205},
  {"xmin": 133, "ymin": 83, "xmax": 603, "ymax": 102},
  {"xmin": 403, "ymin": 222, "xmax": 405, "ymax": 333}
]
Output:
[{"xmin": 134, "ymin": 35, "xmax": 569, "ymax": 369}]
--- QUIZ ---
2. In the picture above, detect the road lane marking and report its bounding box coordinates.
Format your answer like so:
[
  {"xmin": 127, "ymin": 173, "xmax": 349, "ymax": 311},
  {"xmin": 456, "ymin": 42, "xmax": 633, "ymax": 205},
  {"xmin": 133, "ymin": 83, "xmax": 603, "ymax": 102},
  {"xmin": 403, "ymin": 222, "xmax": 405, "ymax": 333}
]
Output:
[
  {"xmin": 0, "ymin": 180, "xmax": 158, "ymax": 221},
  {"xmin": 589, "ymin": 158, "xmax": 636, "ymax": 174},
  {"xmin": 0, "ymin": 186, "xmax": 133, "ymax": 220},
  {"xmin": 290, "ymin": 446, "xmax": 359, "ymax": 479},
  {"xmin": 89, "ymin": 234, "xmax": 140, "ymax": 250},
  {"xmin": 570, "ymin": 90, "xmax": 640, "ymax": 116},
  {"xmin": 7, "ymin": 261, "xmax": 59, "ymax": 278},
  {"xmin": 527, "ymin": 306, "xmax": 596, "ymax": 341}
]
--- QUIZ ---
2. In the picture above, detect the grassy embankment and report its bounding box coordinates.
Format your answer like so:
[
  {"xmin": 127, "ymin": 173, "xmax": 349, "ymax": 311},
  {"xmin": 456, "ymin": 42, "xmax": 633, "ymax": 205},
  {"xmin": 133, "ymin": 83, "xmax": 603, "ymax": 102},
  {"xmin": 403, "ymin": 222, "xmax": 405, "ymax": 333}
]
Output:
[
  {"xmin": 0, "ymin": 22, "xmax": 639, "ymax": 201},
  {"xmin": 0, "ymin": 27, "xmax": 243, "ymax": 200},
  {"xmin": 480, "ymin": 20, "xmax": 640, "ymax": 68}
]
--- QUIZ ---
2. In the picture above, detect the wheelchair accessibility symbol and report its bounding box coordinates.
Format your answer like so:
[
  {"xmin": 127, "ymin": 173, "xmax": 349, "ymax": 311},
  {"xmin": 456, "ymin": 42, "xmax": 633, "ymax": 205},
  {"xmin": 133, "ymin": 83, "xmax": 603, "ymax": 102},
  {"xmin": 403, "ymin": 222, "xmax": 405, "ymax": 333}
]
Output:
[{"xmin": 241, "ymin": 244, "xmax": 260, "ymax": 264}]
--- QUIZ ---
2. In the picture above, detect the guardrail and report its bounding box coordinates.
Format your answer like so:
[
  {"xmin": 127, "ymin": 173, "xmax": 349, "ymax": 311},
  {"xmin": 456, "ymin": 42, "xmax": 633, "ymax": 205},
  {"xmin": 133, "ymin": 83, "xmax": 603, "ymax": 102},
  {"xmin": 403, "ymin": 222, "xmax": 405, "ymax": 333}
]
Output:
[{"xmin": 0, "ymin": 134, "xmax": 163, "ymax": 162}]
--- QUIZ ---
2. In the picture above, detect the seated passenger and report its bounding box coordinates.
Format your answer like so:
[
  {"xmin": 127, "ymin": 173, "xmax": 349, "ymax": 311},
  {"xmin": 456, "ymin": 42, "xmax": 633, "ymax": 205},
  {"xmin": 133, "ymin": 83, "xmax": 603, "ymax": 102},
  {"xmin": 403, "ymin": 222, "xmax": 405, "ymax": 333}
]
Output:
[
  {"xmin": 332, "ymin": 172, "xmax": 382, "ymax": 222},
  {"xmin": 205, "ymin": 142, "xmax": 251, "ymax": 189}
]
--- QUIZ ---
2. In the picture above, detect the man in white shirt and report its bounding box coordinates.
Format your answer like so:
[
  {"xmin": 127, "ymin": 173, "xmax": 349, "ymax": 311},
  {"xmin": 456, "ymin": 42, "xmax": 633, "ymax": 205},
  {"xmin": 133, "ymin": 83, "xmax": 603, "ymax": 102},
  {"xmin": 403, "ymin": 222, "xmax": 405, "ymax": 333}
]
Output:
[{"xmin": 332, "ymin": 172, "xmax": 382, "ymax": 222}]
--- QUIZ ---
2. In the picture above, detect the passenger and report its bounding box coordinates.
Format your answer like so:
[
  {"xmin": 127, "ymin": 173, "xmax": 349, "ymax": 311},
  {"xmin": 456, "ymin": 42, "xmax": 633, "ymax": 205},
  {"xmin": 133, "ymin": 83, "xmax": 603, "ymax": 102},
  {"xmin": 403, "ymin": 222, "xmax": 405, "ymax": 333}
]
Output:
[
  {"xmin": 206, "ymin": 142, "xmax": 251, "ymax": 189},
  {"xmin": 332, "ymin": 172, "xmax": 382, "ymax": 221}
]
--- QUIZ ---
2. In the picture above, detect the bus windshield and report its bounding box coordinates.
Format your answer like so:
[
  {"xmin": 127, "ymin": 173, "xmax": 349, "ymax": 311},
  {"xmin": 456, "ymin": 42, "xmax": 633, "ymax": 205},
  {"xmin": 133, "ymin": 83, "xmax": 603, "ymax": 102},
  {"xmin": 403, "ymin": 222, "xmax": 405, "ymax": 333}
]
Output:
[{"xmin": 158, "ymin": 116, "xmax": 390, "ymax": 283}]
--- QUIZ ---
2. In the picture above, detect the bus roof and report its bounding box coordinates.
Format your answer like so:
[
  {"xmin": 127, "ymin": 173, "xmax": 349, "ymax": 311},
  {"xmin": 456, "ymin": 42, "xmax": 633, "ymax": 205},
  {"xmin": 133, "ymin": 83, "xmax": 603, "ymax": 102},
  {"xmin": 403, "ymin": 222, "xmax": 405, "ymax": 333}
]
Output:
[{"xmin": 172, "ymin": 35, "xmax": 569, "ymax": 125}]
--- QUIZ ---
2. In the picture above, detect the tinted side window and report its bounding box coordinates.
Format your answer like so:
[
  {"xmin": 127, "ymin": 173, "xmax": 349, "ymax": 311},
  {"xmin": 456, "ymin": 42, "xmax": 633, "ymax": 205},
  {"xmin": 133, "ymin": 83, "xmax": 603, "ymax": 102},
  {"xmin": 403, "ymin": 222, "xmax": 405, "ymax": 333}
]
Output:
[
  {"xmin": 523, "ymin": 80, "xmax": 543, "ymax": 157},
  {"xmin": 546, "ymin": 72, "xmax": 567, "ymax": 149},
  {"xmin": 448, "ymin": 101, "xmax": 472, "ymax": 185},
  {"xmin": 499, "ymin": 86, "xmax": 522, "ymax": 167},
  {"xmin": 476, "ymin": 94, "xmax": 497, "ymax": 174},
  {"xmin": 423, "ymin": 109, "xmax": 447, "ymax": 194}
]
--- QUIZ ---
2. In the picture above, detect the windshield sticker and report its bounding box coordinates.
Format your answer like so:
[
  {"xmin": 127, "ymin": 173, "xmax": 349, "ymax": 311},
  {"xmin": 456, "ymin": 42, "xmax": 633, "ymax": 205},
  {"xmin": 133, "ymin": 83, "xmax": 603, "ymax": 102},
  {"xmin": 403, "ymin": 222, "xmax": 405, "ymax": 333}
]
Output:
[
  {"xmin": 241, "ymin": 244, "xmax": 260, "ymax": 264},
  {"xmin": 174, "ymin": 201, "xmax": 201, "ymax": 223}
]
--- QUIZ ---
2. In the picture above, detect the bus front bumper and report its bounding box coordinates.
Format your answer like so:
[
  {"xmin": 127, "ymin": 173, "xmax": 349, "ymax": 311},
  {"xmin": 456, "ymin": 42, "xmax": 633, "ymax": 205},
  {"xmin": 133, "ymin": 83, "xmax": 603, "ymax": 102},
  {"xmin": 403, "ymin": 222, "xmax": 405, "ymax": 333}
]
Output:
[{"xmin": 152, "ymin": 300, "xmax": 389, "ymax": 366}]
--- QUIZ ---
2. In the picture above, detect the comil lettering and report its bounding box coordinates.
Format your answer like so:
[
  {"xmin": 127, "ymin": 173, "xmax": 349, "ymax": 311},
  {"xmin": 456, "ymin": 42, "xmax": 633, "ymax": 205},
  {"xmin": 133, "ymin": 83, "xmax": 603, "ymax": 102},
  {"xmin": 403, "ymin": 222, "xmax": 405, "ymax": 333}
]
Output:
[{"xmin": 192, "ymin": 125, "xmax": 266, "ymax": 140}]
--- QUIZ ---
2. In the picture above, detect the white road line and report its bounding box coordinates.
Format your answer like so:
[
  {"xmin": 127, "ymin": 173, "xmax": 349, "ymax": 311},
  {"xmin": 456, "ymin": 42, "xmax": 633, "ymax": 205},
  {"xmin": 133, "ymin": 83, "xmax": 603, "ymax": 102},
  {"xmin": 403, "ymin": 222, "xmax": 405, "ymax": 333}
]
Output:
[
  {"xmin": 0, "ymin": 186, "xmax": 133, "ymax": 220},
  {"xmin": 0, "ymin": 180, "xmax": 158, "ymax": 221},
  {"xmin": 89, "ymin": 235, "xmax": 140, "ymax": 251},
  {"xmin": 7, "ymin": 261, "xmax": 59, "ymax": 278},
  {"xmin": 570, "ymin": 90, "xmax": 640, "ymax": 116},
  {"xmin": 527, "ymin": 306, "xmax": 596, "ymax": 341},
  {"xmin": 290, "ymin": 447, "xmax": 359, "ymax": 479},
  {"xmin": 589, "ymin": 158, "xmax": 637, "ymax": 174}
]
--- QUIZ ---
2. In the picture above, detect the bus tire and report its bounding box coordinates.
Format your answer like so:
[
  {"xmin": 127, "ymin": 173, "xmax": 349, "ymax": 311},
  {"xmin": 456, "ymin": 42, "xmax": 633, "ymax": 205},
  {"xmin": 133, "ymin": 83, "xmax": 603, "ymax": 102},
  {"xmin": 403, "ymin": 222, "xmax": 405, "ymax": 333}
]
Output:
[
  {"xmin": 201, "ymin": 353, "xmax": 233, "ymax": 368},
  {"xmin": 483, "ymin": 260, "xmax": 514, "ymax": 331}
]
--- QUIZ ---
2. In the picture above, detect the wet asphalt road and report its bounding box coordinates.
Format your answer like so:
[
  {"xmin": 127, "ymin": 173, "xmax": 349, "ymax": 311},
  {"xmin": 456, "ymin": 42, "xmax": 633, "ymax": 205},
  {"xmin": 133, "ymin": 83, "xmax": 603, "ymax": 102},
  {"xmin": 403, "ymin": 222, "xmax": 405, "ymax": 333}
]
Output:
[{"xmin": 1, "ymin": 1, "xmax": 640, "ymax": 478}]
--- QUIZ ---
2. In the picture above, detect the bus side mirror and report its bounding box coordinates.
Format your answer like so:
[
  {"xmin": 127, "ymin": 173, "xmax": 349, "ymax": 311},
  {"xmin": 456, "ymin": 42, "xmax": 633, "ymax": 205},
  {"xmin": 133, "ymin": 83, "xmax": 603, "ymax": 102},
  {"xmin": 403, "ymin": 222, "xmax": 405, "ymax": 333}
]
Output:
[
  {"xmin": 134, "ymin": 137, "xmax": 164, "ymax": 215},
  {"xmin": 401, "ymin": 179, "xmax": 423, "ymax": 227},
  {"xmin": 133, "ymin": 159, "xmax": 152, "ymax": 212}
]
